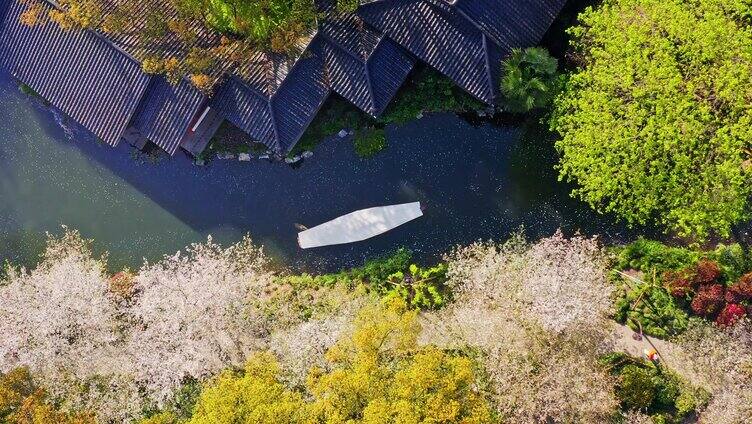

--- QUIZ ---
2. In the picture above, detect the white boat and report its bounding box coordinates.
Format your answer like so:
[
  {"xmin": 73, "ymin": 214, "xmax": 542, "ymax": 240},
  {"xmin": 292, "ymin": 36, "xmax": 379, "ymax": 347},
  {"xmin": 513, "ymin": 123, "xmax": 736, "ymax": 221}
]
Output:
[{"xmin": 298, "ymin": 202, "xmax": 423, "ymax": 249}]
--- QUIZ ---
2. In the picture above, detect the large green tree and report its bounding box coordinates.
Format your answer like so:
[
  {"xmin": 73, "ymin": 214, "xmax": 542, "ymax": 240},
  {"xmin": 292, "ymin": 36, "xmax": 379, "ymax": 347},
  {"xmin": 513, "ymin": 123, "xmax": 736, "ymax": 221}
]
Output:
[{"xmin": 551, "ymin": 0, "xmax": 752, "ymax": 240}]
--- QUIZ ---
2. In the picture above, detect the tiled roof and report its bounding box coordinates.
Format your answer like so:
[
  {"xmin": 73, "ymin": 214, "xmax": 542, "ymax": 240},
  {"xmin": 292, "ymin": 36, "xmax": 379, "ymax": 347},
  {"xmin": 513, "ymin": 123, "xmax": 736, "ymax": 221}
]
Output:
[
  {"xmin": 0, "ymin": 0, "xmax": 565, "ymax": 156},
  {"xmin": 319, "ymin": 2, "xmax": 415, "ymax": 115},
  {"xmin": 359, "ymin": 0, "xmax": 496, "ymax": 102},
  {"xmin": 211, "ymin": 36, "xmax": 331, "ymax": 153},
  {"xmin": 454, "ymin": 0, "xmax": 565, "ymax": 50},
  {"xmin": 360, "ymin": 0, "xmax": 566, "ymax": 104},
  {"xmin": 0, "ymin": 0, "xmax": 150, "ymax": 145},
  {"xmin": 270, "ymin": 39, "xmax": 331, "ymax": 151},
  {"xmin": 210, "ymin": 77, "xmax": 277, "ymax": 149},
  {"xmin": 129, "ymin": 76, "xmax": 206, "ymax": 154}
]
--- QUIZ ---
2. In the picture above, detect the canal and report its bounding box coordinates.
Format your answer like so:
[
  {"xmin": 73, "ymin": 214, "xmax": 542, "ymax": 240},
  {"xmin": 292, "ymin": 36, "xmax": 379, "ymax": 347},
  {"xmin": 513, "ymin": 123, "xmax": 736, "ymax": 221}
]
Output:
[{"xmin": 0, "ymin": 71, "xmax": 638, "ymax": 273}]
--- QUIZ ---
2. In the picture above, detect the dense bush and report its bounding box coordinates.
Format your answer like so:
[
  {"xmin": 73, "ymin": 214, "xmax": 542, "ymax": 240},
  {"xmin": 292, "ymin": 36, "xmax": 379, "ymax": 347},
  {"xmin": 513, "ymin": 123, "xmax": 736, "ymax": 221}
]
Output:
[
  {"xmin": 613, "ymin": 240, "xmax": 750, "ymax": 335},
  {"xmin": 690, "ymin": 284, "xmax": 725, "ymax": 317},
  {"xmin": 614, "ymin": 239, "xmax": 700, "ymax": 275},
  {"xmin": 500, "ymin": 47, "xmax": 562, "ymax": 113},
  {"xmin": 612, "ymin": 276, "xmax": 689, "ymax": 338},
  {"xmin": 380, "ymin": 67, "xmax": 484, "ymax": 125},
  {"xmin": 617, "ymin": 365, "xmax": 656, "ymax": 410},
  {"xmin": 727, "ymin": 273, "xmax": 752, "ymax": 303},
  {"xmin": 281, "ymin": 248, "xmax": 450, "ymax": 310},
  {"xmin": 600, "ymin": 353, "xmax": 709, "ymax": 423}
]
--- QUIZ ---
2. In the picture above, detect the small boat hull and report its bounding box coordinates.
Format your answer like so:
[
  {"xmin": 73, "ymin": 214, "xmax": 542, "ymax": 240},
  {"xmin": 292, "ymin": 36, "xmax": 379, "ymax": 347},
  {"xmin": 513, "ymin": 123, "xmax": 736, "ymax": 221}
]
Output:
[{"xmin": 298, "ymin": 202, "xmax": 423, "ymax": 249}]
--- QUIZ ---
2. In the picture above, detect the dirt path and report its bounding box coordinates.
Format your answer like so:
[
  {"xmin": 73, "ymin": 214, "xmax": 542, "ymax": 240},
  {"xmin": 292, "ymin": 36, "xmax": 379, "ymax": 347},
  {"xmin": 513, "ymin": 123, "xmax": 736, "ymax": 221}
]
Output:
[{"xmin": 606, "ymin": 323, "xmax": 681, "ymax": 368}]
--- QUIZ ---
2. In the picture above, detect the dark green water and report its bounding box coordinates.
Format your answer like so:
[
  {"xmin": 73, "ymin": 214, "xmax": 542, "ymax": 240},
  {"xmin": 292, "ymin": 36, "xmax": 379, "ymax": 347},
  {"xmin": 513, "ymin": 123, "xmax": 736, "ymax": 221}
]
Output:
[{"xmin": 0, "ymin": 71, "xmax": 638, "ymax": 272}]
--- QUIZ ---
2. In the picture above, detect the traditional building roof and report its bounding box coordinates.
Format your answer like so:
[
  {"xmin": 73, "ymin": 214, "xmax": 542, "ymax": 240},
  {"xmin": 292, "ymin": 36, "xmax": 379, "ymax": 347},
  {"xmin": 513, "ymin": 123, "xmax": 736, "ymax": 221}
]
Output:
[
  {"xmin": 0, "ymin": 0, "xmax": 565, "ymax": 157},
  {"xmin": 129, "ymin": 76, "xmax": 206, "ymax": 155},
  {"xmin": 319, "ymin": 1, "xmax": 415, "ymax": 115},
  {"xmin": 359, "ymin": 0, "xmax": 566, "ymax": 104},
  {"xmin": 0, "ymin": 0, "xmax": 149, "ymax": 146},
  {"xmin": 211, "ymin": 36, "xmax": 331, "ymax": 153}
]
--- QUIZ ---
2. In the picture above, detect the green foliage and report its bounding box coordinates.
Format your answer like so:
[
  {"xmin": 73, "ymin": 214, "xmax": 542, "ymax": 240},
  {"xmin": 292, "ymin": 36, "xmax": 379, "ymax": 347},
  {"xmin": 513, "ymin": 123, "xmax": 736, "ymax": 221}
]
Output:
[
  {"xmin": 293, "ymin": 96, "xmax": 375, "ymax": 155},
  {"xmin": 349, "ymin": 247, "xmax": 414, "ymax": 283},
  {"xmin": 18, "ymin": 83, "xmax": 39, "ymax": 98},
  {"xmin": 618, "ymin": 365, "xmax": 656, "ymax": 410},
  {"xmin": 294, "ymin": 67, "xmax": 487, "ymax": 155},
  {"xmin": 601, "ymin": 353, "xmax": 709, "ymax": 422},
  {"xmin": 380, "ymin": 67, "xmax": 484, "ymax": 125},
  {"xmin": 551, "ymin": 0, "xmax": 752, "ymax": 240},
  {"xmin": 335, "ymin": 0, "xmax": 360, "ymax": 13},
  {"xmin": 500, "ymin": 47, "xmax": 562, "ymax": 113},
  {"xmin": 614, "ymin": 239, "xmax": 700, "ymax": 275},
  {"xmin": 181, "ymin": 0, "xmax": 318, "ymax": 51},
  {"xmin": 176, "ymin": 299, "xmax": 493, "ymax": 424},
  {"xmin": 615, "ymin": 239, "xmax": 751, "ymax": 284},
  {"xmin": 612, "ymin": 274, "xmax": 689, "ymax": 338},
  {"xmin": 353, "ymin": 127, "xmax": 387, "ymax": 158},
  {"xmin": 280, "ymin": 249, "xmax": 450, "ymax": 309},
  {"xmin": 612, "ymin": 239, "xmax": 752, "ymax": 334},
  {"xmin": 711, "ymin": 243, "xmax": 750, "ymax": 282},
  {"xmin": 151, "ymin": 379, "xmax": 201, "ymax": 422},
  {"xmin": 381, "ymin": 263, "xmax": 449, "ymax": 310}
]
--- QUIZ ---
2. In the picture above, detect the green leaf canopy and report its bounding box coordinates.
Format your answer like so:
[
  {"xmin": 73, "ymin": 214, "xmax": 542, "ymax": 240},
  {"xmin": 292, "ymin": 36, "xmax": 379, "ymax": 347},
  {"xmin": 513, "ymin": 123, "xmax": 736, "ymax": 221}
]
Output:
[{"xmin": 552, "ymin": 0, "xmax": 752, "ymax": 240}]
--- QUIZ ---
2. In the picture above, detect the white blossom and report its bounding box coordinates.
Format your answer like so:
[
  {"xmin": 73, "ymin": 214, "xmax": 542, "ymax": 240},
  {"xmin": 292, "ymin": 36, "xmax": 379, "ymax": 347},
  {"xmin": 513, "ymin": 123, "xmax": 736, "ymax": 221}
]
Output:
[
  {"xmin": 423, "ymin": 232, "xmax": 618, "ymax": 422},
  {"xmin": 125, "ymin": 236, "xmax": 276, "ymax": 405}
]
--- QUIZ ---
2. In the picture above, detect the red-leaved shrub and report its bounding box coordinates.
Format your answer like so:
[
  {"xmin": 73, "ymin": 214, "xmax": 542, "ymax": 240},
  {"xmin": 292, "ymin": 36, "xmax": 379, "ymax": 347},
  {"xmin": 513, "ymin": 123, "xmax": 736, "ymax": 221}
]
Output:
[
  {"xmin": 693, "ymin": 259, "xmax": 721, "ymax": 284},
  {"xmin": 715, "ymin": 303, "xmax": 747, "ymax": 327},
  {"xmin": 690, "ymin": 284, "xmax": 725, "ymax": 317},
  {"xmin": 726, "ymin": 273, "xmax": 752, "ymax": 302},
  {"xmin": 662, "ymin": 269, "xmax": 695, "ymax": 298}
]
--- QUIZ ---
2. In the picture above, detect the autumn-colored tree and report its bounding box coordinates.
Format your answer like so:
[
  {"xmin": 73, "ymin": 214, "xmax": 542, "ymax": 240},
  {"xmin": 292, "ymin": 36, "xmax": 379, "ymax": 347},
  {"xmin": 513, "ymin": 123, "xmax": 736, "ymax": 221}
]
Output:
[
  {"xmin": 23, "ymin": 0, "xmax": 319, "ymax": 92},
  {"xmin": 178, "ymin": 299, "xmax": 493, "ymax": 424},
  {"xmin": 0, "ymin": 368, "xmax": 95, "ymax": 424},
  {"xmin": 552, "ymin": 0, "xmax": 752, "ymax": 240}
]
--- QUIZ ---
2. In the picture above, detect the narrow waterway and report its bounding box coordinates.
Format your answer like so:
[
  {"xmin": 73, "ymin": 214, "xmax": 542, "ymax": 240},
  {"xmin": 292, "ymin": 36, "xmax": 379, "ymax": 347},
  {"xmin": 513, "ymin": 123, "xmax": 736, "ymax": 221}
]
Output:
[{"xmin": 0, "ymin": 71, "xmax": 640, "ymax": 272}]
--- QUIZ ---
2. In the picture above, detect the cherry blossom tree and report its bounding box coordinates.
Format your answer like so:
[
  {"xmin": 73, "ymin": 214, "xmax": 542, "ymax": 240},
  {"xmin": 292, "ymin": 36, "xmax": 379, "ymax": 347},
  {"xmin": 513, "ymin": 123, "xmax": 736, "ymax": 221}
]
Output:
[
  {"xmin": 423, "ymin": 232, "xmax": 618, "ymax": 422},
  {"xmin": 125, "ymin": 236, "xmax": 276, "ymax": 405},
  {"xmin": 669, "ymin": 319, "xmax": 752, "ymax": 423},
  {"xmin": 0, "ymin": 229, "xmax": 139, "ymax": 421}
]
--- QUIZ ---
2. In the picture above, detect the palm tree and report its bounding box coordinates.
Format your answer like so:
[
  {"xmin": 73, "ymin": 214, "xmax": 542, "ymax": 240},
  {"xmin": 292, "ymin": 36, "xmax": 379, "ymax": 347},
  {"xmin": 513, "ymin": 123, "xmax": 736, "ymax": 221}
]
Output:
[{"xmin": 500, "ymin": 47, "xmax": 561, "ymax": 114}]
